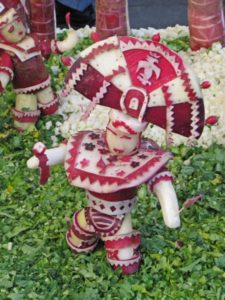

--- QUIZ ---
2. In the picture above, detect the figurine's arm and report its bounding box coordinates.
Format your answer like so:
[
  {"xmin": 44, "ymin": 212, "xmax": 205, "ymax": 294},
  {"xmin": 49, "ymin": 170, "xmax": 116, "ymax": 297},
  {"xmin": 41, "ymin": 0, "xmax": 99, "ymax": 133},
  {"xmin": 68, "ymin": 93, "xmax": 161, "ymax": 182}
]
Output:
[
  {"xmin": 0, "ymin": 52, "xmax": 14, "ymax": 93},
  {"xmin": 53, "ymin": 28, "xmax": 78, "ymax": 53},
  {"xmin": 27, "ymin": 142, "xmax": 67, "ymax": 169},
  {"xmin": 27, "ymin": 142, "xmax": 67, "ymax": 185},
  {"xmin": 39, "ymin": 28, "xmax": 78, "ymax": 58},
  {"xmin": 148, "ymin": 169, "xmax": 181, "ymax": 228}
]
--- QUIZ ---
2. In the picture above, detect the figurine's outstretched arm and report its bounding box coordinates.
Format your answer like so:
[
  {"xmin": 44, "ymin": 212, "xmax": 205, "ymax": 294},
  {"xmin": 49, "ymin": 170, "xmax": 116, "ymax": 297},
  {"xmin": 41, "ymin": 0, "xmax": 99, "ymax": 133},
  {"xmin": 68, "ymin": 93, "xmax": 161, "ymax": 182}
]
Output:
[
  {"xmin": 27, "ymin": 142, "xmax": 67, "ymax": 169},
  {"xmin": 27, "ymin": 142, "xmax": 67, "ymax": 184},
  {"xmin": 40, "ymin": 28, "xmax": 78, "ymax": 57},
  {"xmin": 54, "ymin": 12, "xmax": 78, "ymax": 53},
  {"xmin": 148, "ymin": 170, "xmax": 181, "ymax": 228}
]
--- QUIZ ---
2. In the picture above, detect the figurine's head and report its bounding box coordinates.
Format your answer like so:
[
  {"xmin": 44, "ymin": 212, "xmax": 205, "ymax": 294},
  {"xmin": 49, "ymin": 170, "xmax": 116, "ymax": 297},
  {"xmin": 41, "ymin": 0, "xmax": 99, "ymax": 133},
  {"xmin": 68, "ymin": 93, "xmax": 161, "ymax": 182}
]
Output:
[
  {"xmin": 0, "ymin": 6, "xmax": 26, "ymax": 43},
  {"xmin": 106, "ymin": 109, "xmax": 147, "ymax": 155}
]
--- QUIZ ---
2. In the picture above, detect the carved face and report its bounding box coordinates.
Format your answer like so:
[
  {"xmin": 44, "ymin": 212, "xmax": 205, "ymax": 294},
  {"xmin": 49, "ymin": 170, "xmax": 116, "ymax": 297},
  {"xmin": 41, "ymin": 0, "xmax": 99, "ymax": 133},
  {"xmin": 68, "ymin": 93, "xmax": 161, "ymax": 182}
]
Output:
[
  {"xmin": 106, "ymin": 123, "xmax": 139, "ymax": 155},
  {"xmin": 0, "ymin": 14, "xmax": 26, "ymax": 43},
  {"xmin": 105, "ymin": 109, "xmax": 147, "ymax": 155}
]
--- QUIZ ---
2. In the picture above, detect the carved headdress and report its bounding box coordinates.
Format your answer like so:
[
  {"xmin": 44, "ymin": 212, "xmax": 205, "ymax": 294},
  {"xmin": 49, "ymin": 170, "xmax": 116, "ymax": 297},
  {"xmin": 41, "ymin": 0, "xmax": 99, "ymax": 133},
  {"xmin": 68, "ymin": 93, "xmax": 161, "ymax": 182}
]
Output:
[{"xmin": 64, "ymin": 36, "xmax": 205, "ymax": 143}]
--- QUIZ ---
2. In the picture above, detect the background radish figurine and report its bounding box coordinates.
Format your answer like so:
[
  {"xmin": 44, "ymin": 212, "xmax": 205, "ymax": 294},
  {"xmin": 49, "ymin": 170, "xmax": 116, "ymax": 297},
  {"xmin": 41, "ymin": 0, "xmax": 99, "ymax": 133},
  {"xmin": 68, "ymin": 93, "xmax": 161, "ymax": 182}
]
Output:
[
  {"xmin": 0, "ymin": 0, "xmax": 78, "ymax": 131},
  {"xmin": 94, "ymin": 0, "xmax": 129, "ymax": 40},
  {"xmin": 188, "ymin": 0, "xmax": 225, "ymax": 50},
  {"xmin": 28, "ymin": 0, "xmax": 56, "ymax": 45},
  {"xmin": 27, "ymin": 36, "xmax": 205, "ymax": 274}
]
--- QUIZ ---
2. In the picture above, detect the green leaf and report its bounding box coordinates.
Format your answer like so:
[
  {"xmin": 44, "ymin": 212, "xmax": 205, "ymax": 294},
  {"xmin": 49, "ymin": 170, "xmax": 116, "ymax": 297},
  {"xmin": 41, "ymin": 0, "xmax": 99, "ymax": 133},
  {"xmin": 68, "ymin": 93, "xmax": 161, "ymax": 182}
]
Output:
[{"xmin": 215, "ymin": 257, "xmax": 225, "ymax": 268}]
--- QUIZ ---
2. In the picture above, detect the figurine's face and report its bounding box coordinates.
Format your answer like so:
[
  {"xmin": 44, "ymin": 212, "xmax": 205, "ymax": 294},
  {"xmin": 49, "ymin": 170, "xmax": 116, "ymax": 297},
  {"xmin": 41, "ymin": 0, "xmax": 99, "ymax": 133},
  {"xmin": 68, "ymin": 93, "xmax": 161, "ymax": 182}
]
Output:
[
  {"xmin": 105, "ymin": 110, "xmax": 147, "ymax": 155},
  {"xmin": 0, "ymin": 15, "xmax": 26, "ymax": 43},
  {"xmin": 106, "ymin": 120, "xmax": 140, "ymax": 156},
  {"xmin": 106, "ymin": 124, "xmax": 140, "ymax": 155}
]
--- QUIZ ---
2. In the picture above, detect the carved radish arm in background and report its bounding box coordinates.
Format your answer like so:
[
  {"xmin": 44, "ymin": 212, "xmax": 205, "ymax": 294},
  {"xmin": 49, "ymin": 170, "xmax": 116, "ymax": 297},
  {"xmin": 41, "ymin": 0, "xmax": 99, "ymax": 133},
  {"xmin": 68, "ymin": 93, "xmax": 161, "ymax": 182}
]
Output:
[{"xmin": 40, "ymin": 13, "xmax": 78, "ymax": 57}]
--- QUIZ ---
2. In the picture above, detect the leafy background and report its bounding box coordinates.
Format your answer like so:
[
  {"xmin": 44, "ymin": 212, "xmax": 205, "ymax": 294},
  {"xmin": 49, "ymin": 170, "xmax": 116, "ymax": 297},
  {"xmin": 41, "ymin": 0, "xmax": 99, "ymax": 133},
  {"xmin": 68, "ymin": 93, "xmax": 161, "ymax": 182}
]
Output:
[{"xmin": 0, "ymin": 37, "xmax": 224, "ymax": 300}]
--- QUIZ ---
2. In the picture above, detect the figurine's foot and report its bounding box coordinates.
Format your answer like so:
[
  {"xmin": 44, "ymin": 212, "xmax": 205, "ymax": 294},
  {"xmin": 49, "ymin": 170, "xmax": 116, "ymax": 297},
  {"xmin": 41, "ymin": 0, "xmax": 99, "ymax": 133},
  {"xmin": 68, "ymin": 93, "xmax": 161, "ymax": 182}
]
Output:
[
  {"xmin": 111, "ymin": 251, "xmax": 141, "ymax": 275},
  {"xmin": 66, "ymin": 229, "xmax": 99, "ymax": 253},
  {"xmin": 66, "ymin": 210, "xmax": 98, "ymax": 253},
  {"xmin": 105, "ymin": 231, "xmax": 141, "ymax": 275},
  {"xmin": 12, "ymin": 108, "xmax": 40, "ymax": 131},
  {"xmin": 39, "ymin": 96, "xmax": 59, "ymax": 115},
  {"xmin": 121, "ymin": 261, "xmax": 140, "ymax": 275}
]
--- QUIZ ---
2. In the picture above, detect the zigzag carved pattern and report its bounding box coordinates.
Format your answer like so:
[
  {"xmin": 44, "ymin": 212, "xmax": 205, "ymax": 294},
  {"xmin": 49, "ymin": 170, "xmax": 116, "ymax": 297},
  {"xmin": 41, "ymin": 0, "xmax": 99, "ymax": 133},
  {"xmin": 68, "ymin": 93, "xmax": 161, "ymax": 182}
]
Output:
[
  {"xmin": 93, "ymin": 80, "xmax": 110, "ymax": 104},
  {"xmin": 66, "ymin": 133, "xmax": 88, "ymax": 182},
  {"xmin": 190, "ymin": 101, "xmax": 201, "ymax": 139},
  {"xmin": 166, "ymin": 106, "xmax": 175, "ymax": 146},
  {"xmin": 105, "ymin": 66, "xmax": 126, "ymax": 82},
  {"xmin": 63, "ymin": 62, "xmax": 88, "ymax": 95},
  {"xmin": 162, "ymin": 85, "xmax": 173, "ymax": 106},
  {"xmin": 181, "ymin": 72, "xmax": 197, "ymax": 101},
  {"xmin": 162, "ymin": 85, "xmax": 175, "ymax": 145},
  {"xmin": 83, "ymin": 43, "xmax": 119, "ymax": 64},
  {"xmin": 69, "ymin": 63, "xmax": 87, "ymax": 86},
  {"xmin": 80, "ymin": 80, "xmax": 110, "ymax": 121},
  {"xmin": 68, "ymin": 152, "xmax": 170, "ymax": 188}
]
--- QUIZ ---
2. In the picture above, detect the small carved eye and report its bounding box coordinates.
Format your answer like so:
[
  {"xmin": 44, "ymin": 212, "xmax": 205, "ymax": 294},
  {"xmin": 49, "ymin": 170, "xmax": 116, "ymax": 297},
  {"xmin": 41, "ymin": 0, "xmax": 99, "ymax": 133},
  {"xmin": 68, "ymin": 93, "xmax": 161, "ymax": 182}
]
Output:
[
  {"xmin": 129, "ymin": 97, "xmax": 139, "ymax": 110},
  {"xmin": 8, "ymin": 25, "xmax": 15, "ymax": 33}
]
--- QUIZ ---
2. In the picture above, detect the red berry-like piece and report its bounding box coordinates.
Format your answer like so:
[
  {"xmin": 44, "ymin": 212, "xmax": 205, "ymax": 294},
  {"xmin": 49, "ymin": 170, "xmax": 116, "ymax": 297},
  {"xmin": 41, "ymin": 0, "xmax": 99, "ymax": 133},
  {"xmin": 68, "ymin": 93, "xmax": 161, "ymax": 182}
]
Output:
[
  {"xmin": 152, "ymin": 33, "xmax": 161, "ymax": 42},
  {"xmin": 201, "ymin": 81, "xmax": 211, "ymax": 89},
  {"xmin": 205, "ymin": 116, "xmax": 219, "ymax": 125},
  {"xmin": 91, "ymin": 32, "xmax": 102, "ymax": 43}
]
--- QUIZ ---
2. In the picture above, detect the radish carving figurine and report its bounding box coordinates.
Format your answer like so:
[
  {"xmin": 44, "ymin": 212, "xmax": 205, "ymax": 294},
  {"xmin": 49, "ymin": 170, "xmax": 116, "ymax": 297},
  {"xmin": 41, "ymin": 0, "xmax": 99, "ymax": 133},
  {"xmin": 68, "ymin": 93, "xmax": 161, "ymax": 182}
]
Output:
[
  {"xmin": 0, "ymin": 0, "xmax": 78, "ymax": 131},
  {"xmin": 188, "ymin": 0, "xmax": 225, "ymax": 50},
  {"xmin": 95, "ymin": 0, "xmax": 129, "ymax": 39},
  {"xmin": 27, "ymin": 36, "xmax": 205, "ymax": 274},
  {"xmin": 28, "ymin": 0, "xmax": 56, "ymax": 44}
]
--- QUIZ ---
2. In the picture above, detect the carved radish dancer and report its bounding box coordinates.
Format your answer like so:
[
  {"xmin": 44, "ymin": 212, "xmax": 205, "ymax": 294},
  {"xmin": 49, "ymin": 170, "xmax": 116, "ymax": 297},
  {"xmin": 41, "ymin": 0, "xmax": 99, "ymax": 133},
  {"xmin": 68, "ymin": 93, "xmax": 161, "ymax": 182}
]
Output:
[
  {"xmin": 0, "ymin": 0, "xmax": 78, "ymax": 131},
  {"xmin": 188, "ymin": 0, "xmax": 225, "ymax": 50},
  {"xmin": 27, "ymin": 36, "xmax": 205, "ymax": 274},
  {"xmin": 96, "ymin": 0, "xmax": 129, "ymax": 39}
]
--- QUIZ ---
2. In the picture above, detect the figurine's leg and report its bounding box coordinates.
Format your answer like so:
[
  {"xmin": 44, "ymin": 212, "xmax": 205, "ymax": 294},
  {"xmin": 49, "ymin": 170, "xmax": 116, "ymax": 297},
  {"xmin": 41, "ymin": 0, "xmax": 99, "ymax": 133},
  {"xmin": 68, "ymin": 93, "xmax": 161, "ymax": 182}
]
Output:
[
  {"xmin": 36, "ymin": 86, "xmax": 59, "ymax": 116},
  {"xmin": 66, "ymin": 209, "xmax": 99, "ymax": 253},
  {"xmin": 104, "ymin": 213, "xmax": 141, "ymax": 275},
  {"xmin": 12, "ymin": 93, "xmax": 40, "ymax": 131}
]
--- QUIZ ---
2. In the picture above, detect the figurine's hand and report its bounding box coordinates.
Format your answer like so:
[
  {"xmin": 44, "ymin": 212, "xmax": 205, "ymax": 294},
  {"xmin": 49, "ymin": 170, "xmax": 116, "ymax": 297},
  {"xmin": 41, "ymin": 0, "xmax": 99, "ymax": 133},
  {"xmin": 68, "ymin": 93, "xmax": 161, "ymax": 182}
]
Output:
[
  {"xmin": 56, "ymin": 28, "xmax": 78, "ymax": 53},
  {"xmin": 153, "ymin": 181, "xmax": 181, "ymax": 228},
  {"xmin": 27, "ymin": 142, "xmax": 67, "ymax": 169},
  {"xmin": 0, "ymin": 72, "xmax": 10, "ymax": 93},
  {"xmin": 27, "ymin": 142, "xmax": 67, "ymax": 184}
]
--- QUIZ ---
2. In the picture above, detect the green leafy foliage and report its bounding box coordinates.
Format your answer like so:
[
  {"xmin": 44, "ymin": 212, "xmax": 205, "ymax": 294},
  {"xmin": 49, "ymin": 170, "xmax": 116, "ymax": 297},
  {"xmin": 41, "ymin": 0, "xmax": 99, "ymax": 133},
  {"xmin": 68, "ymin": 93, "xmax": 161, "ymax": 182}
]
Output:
[
  {"xmin": 0, "ymin": 36, "xmax": 225, "ymax": 300},
  {"xmin": 163, "ymin": 36, "xmax": 190, "ymax": 52}
]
